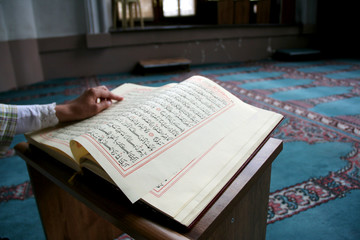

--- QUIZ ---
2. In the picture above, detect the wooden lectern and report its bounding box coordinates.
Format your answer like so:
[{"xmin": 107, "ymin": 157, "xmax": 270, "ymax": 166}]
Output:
[{"xmin": 15, "ymin": 138, "xmax": 282, "ymax": 240}]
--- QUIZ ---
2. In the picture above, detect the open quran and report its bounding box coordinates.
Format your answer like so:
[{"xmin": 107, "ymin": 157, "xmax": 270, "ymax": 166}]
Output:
[{"xmin": 25, "ymin": 75, "xmax": 283, "ymax": 227}]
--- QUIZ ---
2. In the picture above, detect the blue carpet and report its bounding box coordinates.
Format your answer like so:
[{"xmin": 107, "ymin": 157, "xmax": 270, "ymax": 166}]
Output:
[{"xmin": 1, "ymin": 59, "xmax": 359, "ymax": 239}]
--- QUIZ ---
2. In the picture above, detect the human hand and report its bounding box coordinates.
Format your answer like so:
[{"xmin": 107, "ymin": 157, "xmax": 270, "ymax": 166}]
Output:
[{"xmin": 55, "ymin": 86, "xmax": 123, "ymax": 122}]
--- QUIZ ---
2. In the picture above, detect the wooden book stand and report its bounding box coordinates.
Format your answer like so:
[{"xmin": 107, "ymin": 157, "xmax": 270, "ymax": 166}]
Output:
[{"xmin": 15, "ymin": 138, "xmax": 282, "ymax": 240}]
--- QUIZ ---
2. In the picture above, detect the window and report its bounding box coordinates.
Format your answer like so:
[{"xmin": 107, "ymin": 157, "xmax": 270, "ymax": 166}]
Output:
[
  {"xmin": 116, "ymin": 0, "xmax": 154, "ymax": 21},
  {"xmin": 163, "ymin": 0, "xmax": 195, "ymax": 17},
  {"xmin": 110, "ymin": 0, "xmax": 293, "ymax": 31},
  {"xmin": 112, "ymin": 0, "xmax": 213, "ymax": 29}
]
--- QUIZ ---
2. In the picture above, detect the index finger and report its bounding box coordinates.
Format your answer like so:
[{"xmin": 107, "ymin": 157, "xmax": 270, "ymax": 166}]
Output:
[{"xmin": 96, "ymin": 88, "xmax": 123, "ymax": 102}]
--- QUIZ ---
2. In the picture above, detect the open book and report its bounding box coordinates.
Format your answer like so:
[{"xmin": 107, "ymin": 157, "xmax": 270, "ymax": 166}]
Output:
[{"xmin": 26, "ymin": 75, "xmax": 283, "ymax": 227}]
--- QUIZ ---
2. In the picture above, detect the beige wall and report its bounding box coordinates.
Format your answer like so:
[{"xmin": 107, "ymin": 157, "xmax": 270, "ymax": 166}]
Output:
[
  {"xmin": 0, "ymin": 0, "xmax": 88, "ymax": 92},
  {"xmin": 0, "ymin": 25, "xmax": 313, "ymax": 92},
  {"xmin": 42, "ymin": 25, "xmax": 312, "ymax": 80},
  {"xmin": 0, "ymin": 41, "xmax": 17, "ymax": 91}
]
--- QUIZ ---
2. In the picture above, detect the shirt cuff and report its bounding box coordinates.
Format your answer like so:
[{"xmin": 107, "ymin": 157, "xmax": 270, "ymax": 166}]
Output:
[{"xmin": 16, "ymin": 103, "xmax": 59, "ymax": 134}]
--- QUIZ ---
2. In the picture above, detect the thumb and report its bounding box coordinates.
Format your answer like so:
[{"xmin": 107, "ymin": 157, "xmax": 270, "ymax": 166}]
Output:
[{"xmin": 97, "ymin": 99, "xmax": 112, "ymax": 112}]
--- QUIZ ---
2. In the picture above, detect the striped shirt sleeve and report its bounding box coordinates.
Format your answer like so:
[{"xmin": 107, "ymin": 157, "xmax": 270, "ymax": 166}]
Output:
[
  {"xmin": 0, "ymin": 104, "xmax": 18, "ymax": 156},
  {"xmin": 1, "ymin": 103, "xmax": 59, "ymax": 157}
]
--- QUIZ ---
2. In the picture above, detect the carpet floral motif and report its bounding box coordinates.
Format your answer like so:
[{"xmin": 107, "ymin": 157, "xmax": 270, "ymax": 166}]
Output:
[
  {"xmin": 0, "ymin": 181, "xmax": 33, "ymax": 203},
  {"xmin": 1, "ymin": 59, "xmax": 359, "ymax": 239},
  {"xmin": 208, "ymin": 60, "xmax": 360, "ymax": 224}
]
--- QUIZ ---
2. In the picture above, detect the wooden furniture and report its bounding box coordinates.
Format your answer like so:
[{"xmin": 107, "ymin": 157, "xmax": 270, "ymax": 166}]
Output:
[
  {"xmin": 218, "ymin": 0, "xmax": 271, "ymax": 24},
  {"xmin": 136, "ymin": 58, "xmax": 191, "ymax": 75},
  {"xmin": 113, "ymin": 0, "xmax": 144, "ymax": 29},
  {"xmin": 15, "ymin": 138, "xmax": 282, "ymax": 240}
]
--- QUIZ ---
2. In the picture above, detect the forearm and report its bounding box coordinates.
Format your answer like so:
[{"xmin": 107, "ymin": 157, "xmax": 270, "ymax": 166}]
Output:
[
  {"xmin": 4, "ymin": 86, "xmax": 122, "ymax": 135},
  {"xmin": 54, "ymin": 104, "xmax": 74, "ymax": 122}
]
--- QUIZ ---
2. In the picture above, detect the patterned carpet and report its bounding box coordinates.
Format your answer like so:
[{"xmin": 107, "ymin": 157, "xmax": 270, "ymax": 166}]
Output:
[{"xmin": 1, "ymin": 59, "xmax": 359, "ymax": 239}]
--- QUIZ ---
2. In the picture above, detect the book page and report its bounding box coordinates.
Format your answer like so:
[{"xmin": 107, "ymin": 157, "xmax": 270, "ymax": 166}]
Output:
[
  {"xmin": 175, "ymin": 111, "xmax": 283, "ymax": 225},
  {"xmin": 26, "ymin": 123, "xmax": 78, "ymax": 162},
  {"xmin": 141, "ymin": 107, "xmax": 283, "ymax": 225},
  {"xmin": 70, "ymin": 76, "xmax": 257, "ymax": 202},
  {"xmin": 25, "ymin": 84, "xmax": 163, "ymax": 168}
]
